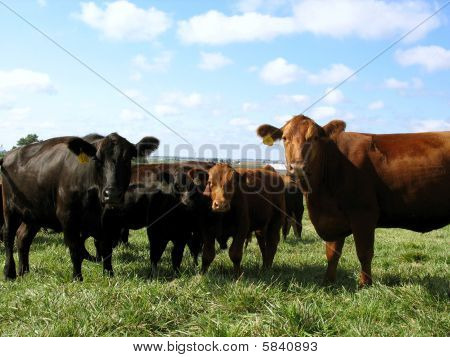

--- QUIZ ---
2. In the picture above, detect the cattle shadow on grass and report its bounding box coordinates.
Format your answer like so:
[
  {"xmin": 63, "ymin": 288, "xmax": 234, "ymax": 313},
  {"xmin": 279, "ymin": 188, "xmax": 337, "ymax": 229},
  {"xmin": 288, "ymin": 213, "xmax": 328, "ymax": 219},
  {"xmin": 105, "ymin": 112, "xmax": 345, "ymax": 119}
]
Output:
[
  {"xmin": 379, "ymin": 274, "xmax": 449, "ymax": 298},
  {"xmin": 241, "ymin": 263, "xmax": 358, "ymax": 291}
]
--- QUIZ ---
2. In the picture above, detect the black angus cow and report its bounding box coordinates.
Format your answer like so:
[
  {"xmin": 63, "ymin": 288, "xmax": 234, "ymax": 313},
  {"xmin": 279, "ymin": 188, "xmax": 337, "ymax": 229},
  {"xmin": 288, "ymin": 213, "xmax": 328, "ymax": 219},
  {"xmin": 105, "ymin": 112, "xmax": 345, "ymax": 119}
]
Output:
[
  {"xmin": 0, "ymin": 133, "xmax": 159, "ymax": 280},
  {"xmin": 119, "ymin": 162, "xmax": 215, "ymax": 276}
]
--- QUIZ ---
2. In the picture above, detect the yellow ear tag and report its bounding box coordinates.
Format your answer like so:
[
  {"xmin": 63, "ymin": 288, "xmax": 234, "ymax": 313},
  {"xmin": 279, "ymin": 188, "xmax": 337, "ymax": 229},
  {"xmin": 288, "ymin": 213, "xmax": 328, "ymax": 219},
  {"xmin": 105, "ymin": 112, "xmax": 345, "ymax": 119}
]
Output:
[
  {"xmin": 263, "ymin": 135, "xmax": 274, "ymax": 146},
  {"xmin": 78, "ymin": 152, "xmax": 90, "ymax": 164}
]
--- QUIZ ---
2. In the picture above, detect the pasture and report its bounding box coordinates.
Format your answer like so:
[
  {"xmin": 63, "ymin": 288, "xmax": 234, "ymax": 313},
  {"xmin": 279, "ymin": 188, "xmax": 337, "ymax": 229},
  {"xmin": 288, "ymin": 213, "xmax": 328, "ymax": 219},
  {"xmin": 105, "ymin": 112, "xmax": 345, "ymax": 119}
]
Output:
[{"xmin": 0, "ymin": 214, "xmax": 448, "ymax": 337}]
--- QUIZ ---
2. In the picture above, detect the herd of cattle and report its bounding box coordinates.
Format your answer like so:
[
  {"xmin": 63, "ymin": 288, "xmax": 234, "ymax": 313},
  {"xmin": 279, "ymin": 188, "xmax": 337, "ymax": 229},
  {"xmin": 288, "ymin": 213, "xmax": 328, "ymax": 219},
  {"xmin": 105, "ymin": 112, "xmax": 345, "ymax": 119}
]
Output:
[{"xmin": 1, "ymin": 114, "xmax": 449, "ymax": 286}]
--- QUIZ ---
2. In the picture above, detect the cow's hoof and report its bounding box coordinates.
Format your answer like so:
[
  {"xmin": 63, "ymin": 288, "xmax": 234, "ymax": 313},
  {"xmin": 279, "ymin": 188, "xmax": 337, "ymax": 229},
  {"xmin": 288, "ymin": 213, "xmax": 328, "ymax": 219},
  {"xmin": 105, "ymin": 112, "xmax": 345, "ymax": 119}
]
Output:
[
  {"xmin": 4, "ymin": 266, "xmax": 17, "ymax": 281},
  {"xmin": 72, "ymin": 274, "xmax": 84, "ymax": 282},
  {"xmin": 358, "ymin": 280, "xmax": 372, "ymax": 289},
  {"xmin": 18, "ymin": 267, "xmax": 29, "ymax": 277},
  {"xmin": 103, "ymin": 269, "xmax": 114, "ymax": 278},
  {"xmin": 322, "ymin": 276, "xmax": 336, "ymax": 286}
]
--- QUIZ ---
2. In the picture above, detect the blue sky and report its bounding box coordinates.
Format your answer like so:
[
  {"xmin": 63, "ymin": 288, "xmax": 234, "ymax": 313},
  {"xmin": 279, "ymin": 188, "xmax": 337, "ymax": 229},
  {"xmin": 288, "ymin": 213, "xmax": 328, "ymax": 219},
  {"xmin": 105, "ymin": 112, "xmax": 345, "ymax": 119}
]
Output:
[{"xmin": 0, "ymin": 0, "xmax": 449, "ymax": 158}]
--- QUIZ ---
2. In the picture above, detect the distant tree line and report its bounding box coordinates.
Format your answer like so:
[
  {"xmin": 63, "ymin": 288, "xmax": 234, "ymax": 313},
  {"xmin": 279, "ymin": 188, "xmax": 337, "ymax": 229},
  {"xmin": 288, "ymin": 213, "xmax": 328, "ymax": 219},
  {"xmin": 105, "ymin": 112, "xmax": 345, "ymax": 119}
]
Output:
[{"xmin": 1, "ymin": 133, "xmax": 42, "ymax": 158}]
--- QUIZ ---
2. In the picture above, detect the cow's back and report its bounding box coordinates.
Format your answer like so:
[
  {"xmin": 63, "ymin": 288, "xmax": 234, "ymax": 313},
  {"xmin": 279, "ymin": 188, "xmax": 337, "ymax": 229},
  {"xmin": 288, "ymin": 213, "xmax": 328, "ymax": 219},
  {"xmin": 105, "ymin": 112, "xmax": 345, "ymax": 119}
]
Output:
[
  {"xmin": 1, "ymin": 138, "xmax": 97, "ymax": 227},
  {"xmin": 338, "ymin": 131, "xmax": 450, "ymax": 232},
  {"xmin": 236, "ymin": 168, "xmax": 285, "ymax": 230}
]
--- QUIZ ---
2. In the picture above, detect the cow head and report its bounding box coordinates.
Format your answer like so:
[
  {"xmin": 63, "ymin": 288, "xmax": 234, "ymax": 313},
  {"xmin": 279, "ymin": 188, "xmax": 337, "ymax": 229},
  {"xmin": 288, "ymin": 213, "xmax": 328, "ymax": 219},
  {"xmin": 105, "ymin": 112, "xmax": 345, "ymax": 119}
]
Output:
[
  {"xmin": 67, "ymin": 133, "xmax": 159, "ymax": 208},
  {"xmin": 179, "ymin": 167, "xmax": 210, "ymax": 209},
  {"xmin": 257, "ymin": 115, "xmax": 345, "ymax": 189},
  {"xmin": 203, "ymin": 164, "xmax": 239, "ymax": 212}
]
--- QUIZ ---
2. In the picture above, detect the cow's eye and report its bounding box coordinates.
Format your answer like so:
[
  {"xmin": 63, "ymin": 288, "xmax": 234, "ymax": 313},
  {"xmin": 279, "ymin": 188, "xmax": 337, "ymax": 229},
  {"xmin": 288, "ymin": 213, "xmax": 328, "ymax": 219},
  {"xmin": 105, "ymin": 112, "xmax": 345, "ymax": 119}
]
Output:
[{"xmin": 282, "ymin": 136, "xmax": 287, "ymax": 141}]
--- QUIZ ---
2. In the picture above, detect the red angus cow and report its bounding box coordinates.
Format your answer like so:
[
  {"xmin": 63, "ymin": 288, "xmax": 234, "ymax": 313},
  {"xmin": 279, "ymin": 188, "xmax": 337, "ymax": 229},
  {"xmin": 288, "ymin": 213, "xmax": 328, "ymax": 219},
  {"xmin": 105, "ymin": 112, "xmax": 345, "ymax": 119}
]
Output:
[{"xmin": 257, "ymin": 114, "xmax": 450, "ymax": 286}]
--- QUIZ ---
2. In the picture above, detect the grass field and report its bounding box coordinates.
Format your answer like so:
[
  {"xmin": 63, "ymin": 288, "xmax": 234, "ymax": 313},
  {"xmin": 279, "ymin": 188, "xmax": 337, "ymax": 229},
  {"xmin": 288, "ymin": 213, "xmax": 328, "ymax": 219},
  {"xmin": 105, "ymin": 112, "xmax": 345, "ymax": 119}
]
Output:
[{"xmin": 0, "ymin": 215, "xmax": 448, "ymax": 337}]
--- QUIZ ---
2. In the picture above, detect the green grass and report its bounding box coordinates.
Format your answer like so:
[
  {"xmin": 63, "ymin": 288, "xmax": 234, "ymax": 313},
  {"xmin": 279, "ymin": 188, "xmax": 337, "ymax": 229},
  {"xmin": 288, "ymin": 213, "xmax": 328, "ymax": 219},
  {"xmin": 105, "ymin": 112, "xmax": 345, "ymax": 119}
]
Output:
[{"xmin": 0, "ymin": 216, "xmax": 448, "ymax": 337}]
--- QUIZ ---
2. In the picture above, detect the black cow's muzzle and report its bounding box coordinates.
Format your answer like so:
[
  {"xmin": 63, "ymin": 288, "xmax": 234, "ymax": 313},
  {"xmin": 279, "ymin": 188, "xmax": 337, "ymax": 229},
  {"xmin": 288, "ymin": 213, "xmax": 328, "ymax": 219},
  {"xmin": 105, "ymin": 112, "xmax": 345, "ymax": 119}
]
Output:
[{"xmin": 102, "ymin": 187, "xmax": 123, "ymax": 207}]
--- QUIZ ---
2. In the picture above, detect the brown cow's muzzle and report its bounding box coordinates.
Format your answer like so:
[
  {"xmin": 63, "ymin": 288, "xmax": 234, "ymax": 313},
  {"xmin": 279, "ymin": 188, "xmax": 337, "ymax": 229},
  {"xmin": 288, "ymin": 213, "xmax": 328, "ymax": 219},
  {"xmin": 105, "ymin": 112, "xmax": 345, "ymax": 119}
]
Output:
[
  {"xmin": 211, "ymin": 200, "xmax": 231, "ymax": 212},
  {"xmin": 288, "ymin": 162, "xmax": 309, "ymax": 177}
]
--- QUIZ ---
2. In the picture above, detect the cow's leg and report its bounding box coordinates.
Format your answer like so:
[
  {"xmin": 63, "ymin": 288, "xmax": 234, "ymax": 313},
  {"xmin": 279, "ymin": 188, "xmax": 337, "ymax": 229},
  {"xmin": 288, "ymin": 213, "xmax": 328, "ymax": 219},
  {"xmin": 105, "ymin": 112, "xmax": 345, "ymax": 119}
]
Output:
[
  {"xmin": 201, "ymin": 236, "xmax": 216, "ymax": 274},
  {"xmin": 102, "ymin": 243, "xmax": 114, "ymax": 277},
  {"xmin": 255, "ymin": 231, "xmax": 266, "ymax": 263},
  {"xmin": 93, "ymin": 238, "xmax": 102, "ymax": 262},
  {"xmin": 229, "ymin": 233, "xmax": 246, "ymax": 278},
  {"xmin": 120, "ymin": 228, "xmax": 130, "ymax": 246},
  {"xmin": 324, "ymin": 238, "xmax": 345, "ymax": 284},
  {"xmin": 148, "ymin": 230, "xmax": 168, "ymax": 278},
  {"xmin": 244, "ymin": 231, "xmax": 252, "ymax": 249},
  {"xmin": 352, "ymin": 226, "xmax": 375, "ymax": 287},
  {"xmin": 17, "ymin": 223, "xmax": 39, "ymax": 276},
  {"xmin": 264, "ymin": 220, "xmax": 281, "ymax": 269},
  {"xmin": 293, "ymin": 214, "xmax": 303, "ymax": 240},
  {"xmin": 3, "ymin": 213, "xmax": 21, "ymax": 280},
  {"xmin": 64, "ymin": 228, "xmax": 84, "ymax": 281},
  {"xmin": 282, "ymin": 218, "xmax": 290, "ymax": 240},
  {"xmin": 171, "ymin": 239, "xmax": 186, "ymax": 275},
  {"xmin": 187, "ymin": 231, "xmax": 202, "ymax": 266}
]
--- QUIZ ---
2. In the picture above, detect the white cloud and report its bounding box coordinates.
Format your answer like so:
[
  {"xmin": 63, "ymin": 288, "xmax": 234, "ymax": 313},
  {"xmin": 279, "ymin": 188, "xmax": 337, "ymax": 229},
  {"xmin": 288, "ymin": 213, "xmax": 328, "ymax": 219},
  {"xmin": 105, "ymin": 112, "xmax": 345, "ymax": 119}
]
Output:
[
  {"xmin": 368, "ymin": 100, "xmax": 384, "ymax": 110},
  {"xmin": 310, "ymin": 106, "xmax": 337, "ymax": 120},
  {"xmin": 230, "ymin": 117, "xmax": 251, "ymax": 126},
  {"xmin": 198, "ymin": 52, "xmax": 233, "ymax": 71},
  {"xmin": 308, "ymin": 64, "xmax": 354, "ymax": 85},
  {"xmin": 274, "ymin": 114, "xmax": 293, "ymax": 124},
  {"xmin": 161, "ymin": 92, "xmax": 203, "ymax": 108},
  {"xmin": 395, "ymin": 46, "xmax": 450, "ymax": 72},
  {"xmin": 323, "ymin": 88, "xmax": 345, "ymax": 105},
  {"xmin": 0, "ymin": 69, "xmax": 55, "ymax": 93},
  {"xmin": 0, "ymin": 93, "xmax": 15, "ymax": 109},
  {"xmin": 7, "ymin": 107, "xmax": 31, "ymax": 120},
  {"xmin": 411, "ymin": 119, "xmax": 450, "ymax": 132},
  {"xmin": 177, "ymin": 10, "xmax": 296, "ymax": 45},
  {"xmin": 123, "ymin": 89, "xmax": 147, "ymax": 102},
  {"xmin": 292, "ymin": 0, "xmax": 439, "ymax": 42},
  {"xmin": 384, "ymin": 77, "xmax": 422, "ymax": 90},
  {"xmin": 132, "ymin": 52, "xmax": 172, "ymax": 73},
  {"xmin": 37, "ymin": 0, "xmax": 47, "ymax": 7},
  {"xmin": 154, "ymin": 105, "xmax": 179, "ymax": 117},
  {"xmin": 242, "ymin": 102, "xmax": 259, "ymax": 112},
  {"xmin": 260, "ymin": 58, "xmax": 303, "ymax": 85},
  {"xmin": 229, "ymin": 117, "xmax": 258, "ymax": 131},
  {"xmin": 120, "ymin": 109, "xmax": 145, "ymax": 122},
  {"xmin": 178, "ymin": 1, "xmax": 439, "ymax": 45},
  {"xmin": 260, "ymin": 59, "xmax": 353, "ymax": 86},
  {"xmin": 277, "ymin": 94, "xmax": 310, "ymax": 105},
  {"xmin": 77, "ymin": 1, "xmax": 171, "ymax": 41},
  {"xmin": 384, "ymin": 78, "xmax": 408, "ymax": 89}
]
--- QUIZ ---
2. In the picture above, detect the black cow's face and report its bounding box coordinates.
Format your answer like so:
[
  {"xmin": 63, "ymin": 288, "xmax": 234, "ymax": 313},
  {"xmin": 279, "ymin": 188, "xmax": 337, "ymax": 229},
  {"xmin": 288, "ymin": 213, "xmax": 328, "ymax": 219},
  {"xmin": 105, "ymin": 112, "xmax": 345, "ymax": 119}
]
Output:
[
  {"xmin": 96, "ymin": 134, "xmax": 135, "ymax": 208},
  {"xmin": 68, "ymin": 133, "xmax": 159, "ymax": 209},
  {"xmin": 178, "ymin": 168, "xmax": 209, "ymax": 209}
]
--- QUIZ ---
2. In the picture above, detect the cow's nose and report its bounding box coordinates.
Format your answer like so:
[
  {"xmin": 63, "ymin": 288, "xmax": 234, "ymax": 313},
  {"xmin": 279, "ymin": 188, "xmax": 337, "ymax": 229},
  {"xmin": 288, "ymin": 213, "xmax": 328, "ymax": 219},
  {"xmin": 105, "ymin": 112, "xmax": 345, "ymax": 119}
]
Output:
[
  {"xmin": 103, "ymin": 187, "xmax": 121, "ymax": 204},
  {"xmin": 289, "ymin": 163, "xmax": 306, "ymax": 176},
  {"xmin": 212, "ymin": 200, "xmax": 220, "ymax": 210}
]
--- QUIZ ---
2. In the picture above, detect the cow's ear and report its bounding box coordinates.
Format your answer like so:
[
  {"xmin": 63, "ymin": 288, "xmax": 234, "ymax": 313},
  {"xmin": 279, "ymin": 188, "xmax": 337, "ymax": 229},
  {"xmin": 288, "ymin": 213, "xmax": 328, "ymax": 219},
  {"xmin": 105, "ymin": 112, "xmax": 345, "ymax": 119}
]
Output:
[
  {"xmin": 135, "ymin": 136, "xmax": 159, "ymax": 158},
  {"xmin": 256, "ymin": 124, "xmax": 283, "ymax": 146},
  {"xmin": 323, "ymin": 120, "xmax": 346, "ymax": 140},
  {"xmin": 67, "ymin": 138, "xmax": 97, "ymax": 162},
  {"xmin": 188, "ymin": 168, "xmax": 209, "ymax": 186}
]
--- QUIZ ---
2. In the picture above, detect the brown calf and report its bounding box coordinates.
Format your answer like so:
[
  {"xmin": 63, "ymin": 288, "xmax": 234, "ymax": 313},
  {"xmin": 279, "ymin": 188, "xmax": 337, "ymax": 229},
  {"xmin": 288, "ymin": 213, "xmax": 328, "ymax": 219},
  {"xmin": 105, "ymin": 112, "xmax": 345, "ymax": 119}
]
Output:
[{"xmin": 202, "ymin": 164, "xmax": 285, "ymax": 277}]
